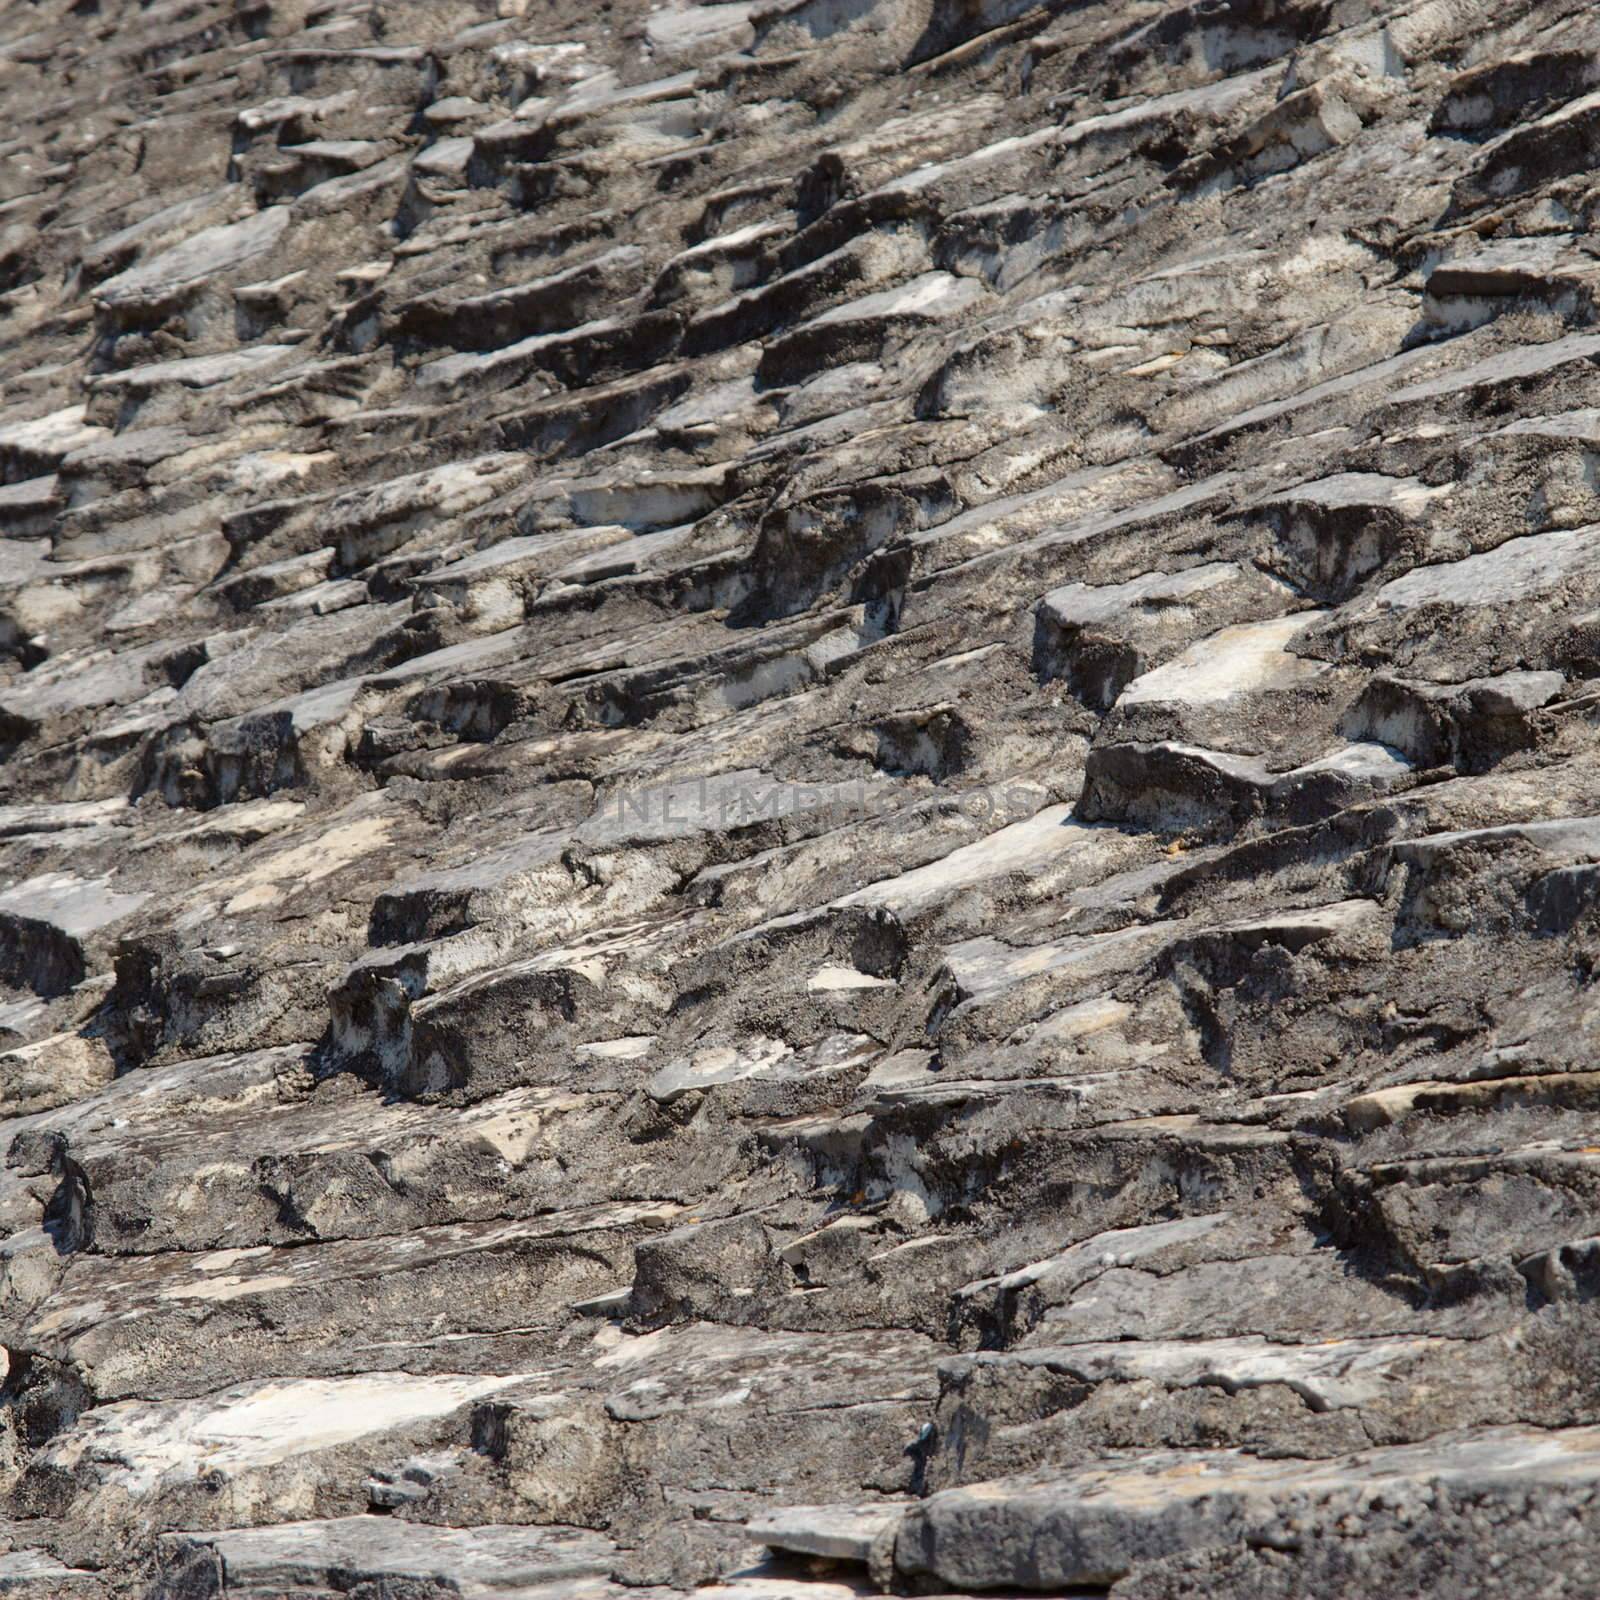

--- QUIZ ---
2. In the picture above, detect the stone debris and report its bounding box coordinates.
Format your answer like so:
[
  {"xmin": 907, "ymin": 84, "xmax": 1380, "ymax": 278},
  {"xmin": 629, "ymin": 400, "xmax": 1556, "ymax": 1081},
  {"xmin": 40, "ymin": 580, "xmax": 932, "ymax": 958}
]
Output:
[{"xmin": 4, "ymin": 0, "xmax": 1600, "ymax": 1594}]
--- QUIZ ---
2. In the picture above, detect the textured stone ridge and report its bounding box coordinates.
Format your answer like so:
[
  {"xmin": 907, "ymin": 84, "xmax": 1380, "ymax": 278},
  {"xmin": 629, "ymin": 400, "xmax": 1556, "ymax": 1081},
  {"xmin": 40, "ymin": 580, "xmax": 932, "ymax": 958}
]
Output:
[{"xmin": 6, "ymin": 0, "xmax": 1600, "ymax": 1592}]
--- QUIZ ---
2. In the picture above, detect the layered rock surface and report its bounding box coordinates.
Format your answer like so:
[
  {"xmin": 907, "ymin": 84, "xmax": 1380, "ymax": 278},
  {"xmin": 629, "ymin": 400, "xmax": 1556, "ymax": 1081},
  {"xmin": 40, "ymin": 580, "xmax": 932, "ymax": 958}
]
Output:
[{"xmin": 4, "ymin": 0, "xmax": 1600, "ymax": 1593}]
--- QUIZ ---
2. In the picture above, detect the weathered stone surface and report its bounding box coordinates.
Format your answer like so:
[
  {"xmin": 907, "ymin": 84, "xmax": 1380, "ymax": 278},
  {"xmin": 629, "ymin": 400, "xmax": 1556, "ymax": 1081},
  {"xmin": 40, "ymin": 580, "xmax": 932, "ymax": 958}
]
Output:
[
  {"xmin": 894, "ymin": 1426, "xmax": 1600, "ymax": 1592},
  {"xmin": 7, "ymin": 0, "xmax": 1600, "ymax": 1593},
  {"xmin": 151, "ymin": 1516, "xmax": 617, "ymax": 1598}
]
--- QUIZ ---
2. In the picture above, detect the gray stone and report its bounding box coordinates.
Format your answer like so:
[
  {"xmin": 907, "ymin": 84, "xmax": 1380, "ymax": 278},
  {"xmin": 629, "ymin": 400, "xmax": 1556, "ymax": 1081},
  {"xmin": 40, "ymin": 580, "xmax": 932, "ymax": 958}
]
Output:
[
  {"xmin": 153, "ymin": 1516, "xmax": 616, "ymax": 1597},
  {"xmin": 6, "ymin": 0, "xmax": 1600, "ymax": 1592},
  {"xmin": 895, "ymin": 1426, "xmax": 1600, "ymax": 1591},
  {"xmin": 746, "ymin": 1502, "xmax": 905, "ymax": 1564}
]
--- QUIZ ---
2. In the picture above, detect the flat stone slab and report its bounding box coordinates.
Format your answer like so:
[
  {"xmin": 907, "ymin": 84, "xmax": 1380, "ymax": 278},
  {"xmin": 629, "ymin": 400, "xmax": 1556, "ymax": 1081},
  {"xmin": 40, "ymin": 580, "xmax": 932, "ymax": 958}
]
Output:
[
  {"xmin": 155, "ymin": 1516, "xmax": 617, "ymax": 1595},
  {"xmin": 894, "ymin": 1424, "xmax": 1600, "ymax": 1590},
  {"xmin": 1369, "ymin": 523, "xmax": 1600, "ymax": 609},
  {"xmin": 95, "ymin": 207, "xmax": 291, "ymax": 310},
  {"xmin": 0, "ymin": 1548, "xmax": 106, "ymax": 1596},
  {"xmin": 1117, "ymin": 613, "xmax": 1327, "ymax": 707},
  {"xmin": 835, "ymin": 804, "xmax": 1117, "ymax": 917},
  {"xmin": 1039, "ymin": 563, "xmax": 1241, "ymax": 629},
  {"xmin": 746, "ymin": 1502, "xmax": 908, "ymax": 1563},
  {"xmin": 1387, "ymin": 331, "xmax": 1600, "ymax": 406},
  {"xmin": 38, "ymin": 1371, "xmax": 532, "ymax": 1498}
]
